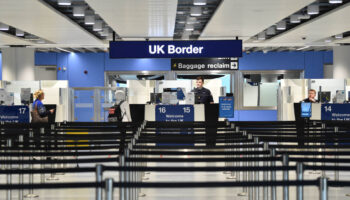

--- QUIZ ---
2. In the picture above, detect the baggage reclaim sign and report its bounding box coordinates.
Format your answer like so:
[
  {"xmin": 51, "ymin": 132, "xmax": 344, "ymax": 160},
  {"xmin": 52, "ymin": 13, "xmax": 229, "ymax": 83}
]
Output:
[
  {"xmin": 109, "ymin": 40, "xmax": 242, "ymax": 58},
  {"xmin": 171, "ymin": 58, "xmax": 239, "ymax": 71}
]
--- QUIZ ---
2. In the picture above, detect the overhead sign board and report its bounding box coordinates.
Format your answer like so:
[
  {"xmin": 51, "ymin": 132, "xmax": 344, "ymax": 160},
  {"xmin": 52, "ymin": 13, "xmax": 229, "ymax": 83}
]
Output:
[
  {"xmin": 171, "ymin": 58, "xmax": 238, "ymax": 71},
  {"xmin": 109, "ymin": 40, "xmax": 242, "ymax": 59}
]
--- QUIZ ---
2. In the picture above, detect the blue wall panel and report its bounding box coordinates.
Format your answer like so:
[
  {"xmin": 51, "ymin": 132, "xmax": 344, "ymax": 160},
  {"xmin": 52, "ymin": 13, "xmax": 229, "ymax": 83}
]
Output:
[
  {"xmin": 240, "ymin": 52, "xmax": 305, "ymax": 70},
  {"xmin": 323, "ymin": 51, "xmax": 333, "ymax": 64},
  {"xmin": 304, "ymin": 51, "xmax": 324, "ymax": 78},
  {"xmin": 67, "ymin": 53, "xmax": 105, "ymax": 87},
  {"xmin": 105, "ymin": 54, "xmax": 170, "ymax": 71},
  {"xmin": 228, "ymin": 110, "xmax": 277, "ymax": 121},
  {"xmin": 35, "ymin": 52, "xmax": 57, "ymax": 66},
  {"xmin": 0, "ymin": 53, "xmax": 2, "ymax": 80}
]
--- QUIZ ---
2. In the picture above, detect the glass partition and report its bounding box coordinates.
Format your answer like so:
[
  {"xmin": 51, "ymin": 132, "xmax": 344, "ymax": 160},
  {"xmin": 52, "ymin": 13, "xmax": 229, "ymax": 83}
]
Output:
[
  {"xmin": 1, "ymin": 80, "xmax": 69, "ymax": 122},
  {"xmin": 310, "ymin": 79, "xmax": 345, "ymax": 103}
]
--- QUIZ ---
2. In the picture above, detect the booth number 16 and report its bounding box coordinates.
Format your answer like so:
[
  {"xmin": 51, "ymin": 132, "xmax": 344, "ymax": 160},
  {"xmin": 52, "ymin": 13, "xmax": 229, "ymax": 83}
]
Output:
[{"xmin": 158, "ymin": 107, "xmax": 191, "ymax": 114}]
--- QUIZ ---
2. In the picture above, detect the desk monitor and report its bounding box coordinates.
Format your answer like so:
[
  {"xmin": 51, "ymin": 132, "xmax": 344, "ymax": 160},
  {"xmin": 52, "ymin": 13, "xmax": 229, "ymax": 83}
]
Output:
[
  {"xmin": 318, "ymin": 91, "xmax": 331, "ymax": 103},
  {"xmin": 301, "ymin": 102, "xmax": 312, "ymax": 118},
  {"xmin": 150, "ymin": 93, "xmax": 162, "ymax": 104}
]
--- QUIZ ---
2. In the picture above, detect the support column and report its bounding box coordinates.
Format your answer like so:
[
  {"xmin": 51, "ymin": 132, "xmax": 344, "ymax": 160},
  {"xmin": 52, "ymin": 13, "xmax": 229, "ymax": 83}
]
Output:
[
  {"xmin": 333, "ymin": 46, "xmax": 350, "ymax": 79},
  {"xmin": 1, "ymin": 47, "xmax": 35, "ymax": 81}
]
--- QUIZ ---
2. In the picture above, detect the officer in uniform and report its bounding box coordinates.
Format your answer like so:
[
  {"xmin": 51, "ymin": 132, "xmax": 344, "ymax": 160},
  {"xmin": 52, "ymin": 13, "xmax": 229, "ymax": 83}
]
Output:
[
  {"xmin": 193, "ymin": 76, "xmax": 214, "ymax": 104},
  {"xmin": 302, "ymin": 89, "xmax": 319, "ymax": 103}
]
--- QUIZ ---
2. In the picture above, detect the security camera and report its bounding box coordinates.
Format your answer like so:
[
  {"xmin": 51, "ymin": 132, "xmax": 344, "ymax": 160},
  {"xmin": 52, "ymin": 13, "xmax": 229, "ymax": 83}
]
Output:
[
  {"xmin": 302, "ymin": 37, "xmax": 307, "ymax": 40},
  {"xmin": 145, "ymin": 38, "xmax": 150, "ymax": 41}
]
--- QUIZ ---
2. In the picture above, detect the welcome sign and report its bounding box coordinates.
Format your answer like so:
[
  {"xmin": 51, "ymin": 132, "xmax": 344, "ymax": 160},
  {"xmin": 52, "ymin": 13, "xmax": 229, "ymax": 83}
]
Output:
[{"xmin": 109, "ymin": 40, "xmax": 242, "ymax": 59}]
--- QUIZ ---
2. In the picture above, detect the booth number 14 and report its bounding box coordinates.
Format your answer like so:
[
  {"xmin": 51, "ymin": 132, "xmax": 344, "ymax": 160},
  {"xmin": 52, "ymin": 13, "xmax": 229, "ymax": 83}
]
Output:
[
  {"xmin": 324, "ymin": 106, "xmax": 332, "ymax": 112},
  {"xmin": 158, "ymin": 107, "xmax": 191, "ymax": 114}
]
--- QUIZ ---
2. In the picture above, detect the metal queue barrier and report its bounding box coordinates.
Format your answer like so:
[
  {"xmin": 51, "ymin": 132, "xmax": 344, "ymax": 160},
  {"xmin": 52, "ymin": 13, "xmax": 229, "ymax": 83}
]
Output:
[{"xmin": 1, "ymin": 120, "xmax": 350, "ymax": 200}]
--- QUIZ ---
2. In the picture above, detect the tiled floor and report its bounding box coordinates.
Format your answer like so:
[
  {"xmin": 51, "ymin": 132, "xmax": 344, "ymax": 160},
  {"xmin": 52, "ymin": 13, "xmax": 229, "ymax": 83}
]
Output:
[{"xmin": 1, "ymin": 159, "xmax": 350, "ymax": 200}]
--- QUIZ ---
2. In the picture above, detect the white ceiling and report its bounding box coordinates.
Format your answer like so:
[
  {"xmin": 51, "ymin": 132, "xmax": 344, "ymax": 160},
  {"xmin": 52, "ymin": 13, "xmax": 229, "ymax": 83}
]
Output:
[
  {"xmin": 0, "ymin": 32, "xmax": 32, "ymax": 46},
  {"xmin": 0, "ymin": 0, "xmax": 102, "ymax": 46},
  {"xmin": 267, "ymin": 3, "xmax": 350, "ymax": 46},
  {"xmin": 0, "ymin": 0, "xmax": 349, "ymax": 50},
  {"xmin": 85, "ymin": 0, "xmax": 178, "ymax": 38},
  {"xmin": 200, "ymin": 0, "xmax": 315, "ymax": 40}
]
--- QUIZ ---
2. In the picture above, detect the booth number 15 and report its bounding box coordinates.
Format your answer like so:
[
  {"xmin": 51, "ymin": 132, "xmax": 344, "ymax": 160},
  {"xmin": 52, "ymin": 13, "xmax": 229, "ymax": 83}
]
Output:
[{"xmin": 158, "ymin": 107, "xmax": 191, "ymax": 114}]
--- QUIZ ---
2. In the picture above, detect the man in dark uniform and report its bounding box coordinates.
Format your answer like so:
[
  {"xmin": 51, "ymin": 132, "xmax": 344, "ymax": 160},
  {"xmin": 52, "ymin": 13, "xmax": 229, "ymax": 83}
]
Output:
[
  {"xmin": 296, "ymin": 89, "xmax": 319, "ymax": 147},
  {"xmin": 302, "ymin": 89, "xmax": 319, "ymax": 103},
  {"xmin": 193, "ymin": 76, "xmax": 216, "ymax": 147},
  {"xmin": 193, "ymin": 76, "xmax": 214, "ymax": 104}
]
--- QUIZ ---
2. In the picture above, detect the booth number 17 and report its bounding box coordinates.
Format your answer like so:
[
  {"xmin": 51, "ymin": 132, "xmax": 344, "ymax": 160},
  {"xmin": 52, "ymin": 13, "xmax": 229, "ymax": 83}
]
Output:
[{"xmin": 19, "ymin": 108, "xmax": 26, "ymax": 114}]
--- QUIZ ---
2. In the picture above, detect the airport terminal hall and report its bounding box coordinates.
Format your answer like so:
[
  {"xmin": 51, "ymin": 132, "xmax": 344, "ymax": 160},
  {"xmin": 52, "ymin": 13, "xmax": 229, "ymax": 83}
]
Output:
[{"xmin": 4, "ymin": 0, "xmax": 350, "ymax": 200}]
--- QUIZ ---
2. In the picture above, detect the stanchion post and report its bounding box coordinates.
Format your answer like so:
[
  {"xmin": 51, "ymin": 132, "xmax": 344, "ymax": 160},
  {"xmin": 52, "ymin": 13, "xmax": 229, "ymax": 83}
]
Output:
[
  {"xmin": 39, "ymin": 127, "xmax": 46, "ymax": 182},
  {"xmin": 238, "ymin": 130, "xmax": 247, "ymax": 196},
  {"xmin": 119, "ymin": 155, "xmax": 125, "ymax": 200},
  {"xmin": 24, "ymin": 130, "xmax": 39, "ymax": 198},
  {"xmin": 105, "ymin": 178, "xmax": 114, "ymax": 200},
  {"xmin": 283, "ymin": 154, "xmax": 289, "ymax": 200},
  {"xmin": 254, "ymin": 137, "xmax": 259, "ymax": 200},
  {"xmin": 248, "ymin": 134, "xmax": 253, "ymax": 200},
  {"xmin": 96, "ymin": 165, "xmax": 103, "ymax": 200},
  {"xmin": 263, "ymin": 142, "xmax": 269, "ymax": 200},
  {"xmin": 270, "ymin": 148, "xmax": 276, "ymax": 200},
  {"xmin": 6, "ymin": 139, "xmax": 12, "ymax": 200},
  {"xmin": 19, "ymin": 135, "xmax": 24, "ymax": 200},
  {"xmin": 334, "ymin": 126, "xmax": 339, "ymax": 181},
  {"xmin": 227, "ymin": 123, "xmax": 236, "ymax": 179},
  {"xmin": 319, "ymin": 177, "xmax": 328, "ymax": 200},
  {"xmin": 296, "ymin": 163, "xmax": 304, "ymax": 200}
]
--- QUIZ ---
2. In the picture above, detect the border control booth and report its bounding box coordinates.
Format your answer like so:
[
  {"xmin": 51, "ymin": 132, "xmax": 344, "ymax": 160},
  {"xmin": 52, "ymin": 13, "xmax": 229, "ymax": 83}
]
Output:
[{"xmin": 108, "ymin": 39, "xmax": 241, "ymax": 127}]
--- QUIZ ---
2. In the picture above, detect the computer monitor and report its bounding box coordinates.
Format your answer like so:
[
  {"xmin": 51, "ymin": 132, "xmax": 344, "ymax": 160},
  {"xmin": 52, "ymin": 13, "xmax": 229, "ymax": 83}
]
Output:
[
  {"xmin": 318, "ymin": 91, "xmax": 331, "ymax": 103},
  {"xmin": 301, "ymin": 102, "xmax": 312, "ymax": 118}
]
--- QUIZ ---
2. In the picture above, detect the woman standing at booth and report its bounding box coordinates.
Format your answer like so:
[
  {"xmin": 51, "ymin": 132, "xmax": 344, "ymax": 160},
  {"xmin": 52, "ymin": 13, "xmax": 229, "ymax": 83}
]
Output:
[{"xmin": 31, "ymin": 89, "xmax": 54, "ymax": 123}]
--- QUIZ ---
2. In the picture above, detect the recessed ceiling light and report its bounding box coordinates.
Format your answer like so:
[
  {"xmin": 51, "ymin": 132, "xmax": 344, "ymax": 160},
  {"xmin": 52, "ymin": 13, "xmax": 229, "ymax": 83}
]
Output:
[
  {"xmin": 93, "ymin": 20, "xmax": 103, "ymax": 31},
  {"xmin": 190, "ymin": 7, "xmax": 202, "ymax": 16},
  {"xmin": 0, "ymin": 23, "xmax": 9, "ymax": 31},
  {"xmin": 73, "ymin": 6, "xmax": 85, "ymax": 17},
  {"xmin": 257, "ymin": 32, "xmax": 266, "ymax": 40},
  {"xmin": 85, "ymin": 15, "xmax": 95, "ymax": 25},
  {"xmin": 15, "ymin": 29, "xmax": 24, "ymax": 36},
  {"xmin": 296, "ymin": 46, "xmax": 310, "ymax": 51},
  {"xmin": 58, "ymin": 0, "xmax": 71, "ymax": 6},
  {"xmin": 325, "ymin": 38, "xmax": 333, "ymax": 43},
  {"xmin": 329, "ymin": 0, "xmax": 342, "ymax": 4},
  {"xmin": 307, "ymin": 5, "xmax": 319, "ymax": 15},
  {"xmin": 266, "ymin": 27, "xmax": 276, "ymax": 35},
  {"xmin": 193, "ymin": 0, "xmax": 207, "ymax": 6},
  {"xmin": 276, "ymin": 21, "xmax": 286, "ymax": 30},
  {"xmin": 290, "ymin": 15, "xmax": 301, "ymax": 23},
  {"xmin": 335, "ymin": 34, "xmax": 343, "ymax": 39},
  {"xmin": 185, "ymin": 24, "xmax": 194, "ymax": 31}
]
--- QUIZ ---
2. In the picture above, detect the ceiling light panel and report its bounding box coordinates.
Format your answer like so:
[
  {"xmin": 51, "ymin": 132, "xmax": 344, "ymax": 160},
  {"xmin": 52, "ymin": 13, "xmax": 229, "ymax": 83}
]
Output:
[
  {"xmin": 190, "ymin": 7, "xmax": 202, "ymax": 16},
  {"xmin": 174, "ymin": 0, "xmax": 222, "ymax": 40},
  {"xmin": 41, "ymin": 0, "xmax": 118, "ymax": 40},
  {"xmin": 58, "ymin": 0, "xmax": 71, "ymax": 6},
  {"xmin": 73, "ymin": 6, "xmax": 85, "ymax": 17},
  {"xmin": 307, "ymin": 5, "xmax": 319, "ymax": 15},
  {"xmin": 193, "ymin": 0, "xmax": 207, "ymax": 6}
]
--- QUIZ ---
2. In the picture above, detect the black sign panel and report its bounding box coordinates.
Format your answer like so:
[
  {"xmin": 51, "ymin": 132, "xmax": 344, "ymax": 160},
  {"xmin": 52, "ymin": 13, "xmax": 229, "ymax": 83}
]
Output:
[{"xmin": 171, "ymin": 58, "xmax": 239, "ymax": 71}]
